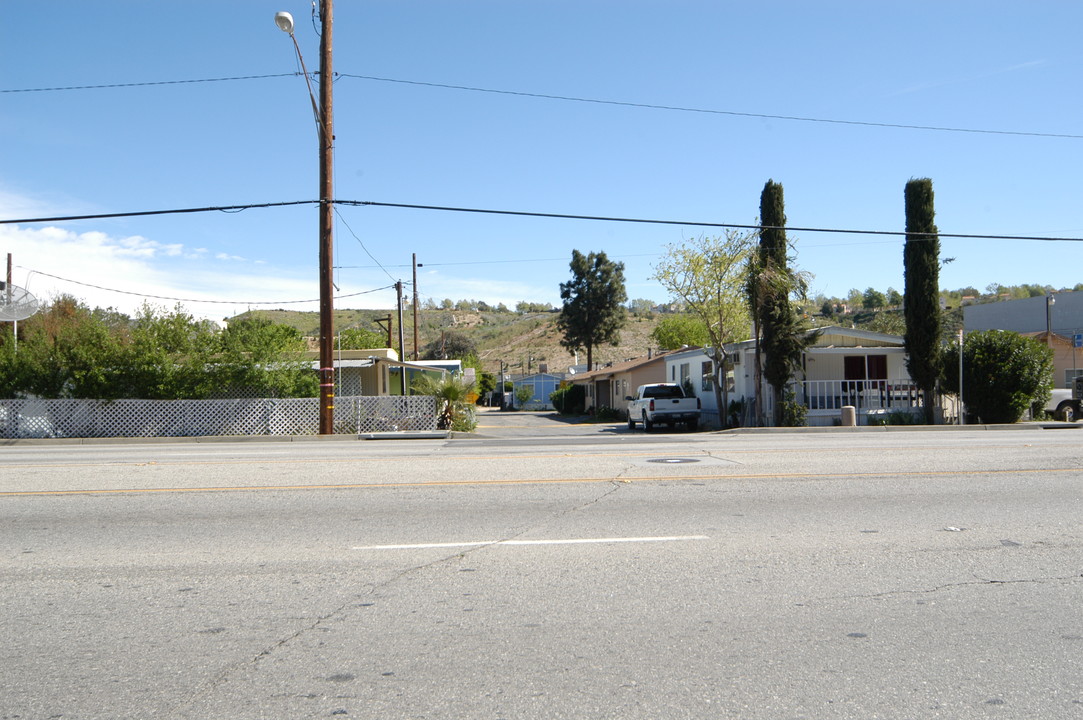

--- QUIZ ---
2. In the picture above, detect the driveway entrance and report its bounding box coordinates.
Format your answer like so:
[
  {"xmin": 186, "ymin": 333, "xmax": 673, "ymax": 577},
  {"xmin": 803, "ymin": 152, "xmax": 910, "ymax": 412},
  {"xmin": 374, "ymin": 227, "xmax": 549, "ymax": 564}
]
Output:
[{"xmin": 471, "ymin": 408, "xmax": 623, "ymax": 438}]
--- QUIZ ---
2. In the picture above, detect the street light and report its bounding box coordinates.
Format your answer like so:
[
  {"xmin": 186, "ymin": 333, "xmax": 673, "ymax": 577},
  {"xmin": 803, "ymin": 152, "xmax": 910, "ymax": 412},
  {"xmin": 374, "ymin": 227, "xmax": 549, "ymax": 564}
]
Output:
[
  {"xmin": 1046, "ymin": 292, "xmax": 1056, "ymax": 346},
  {"xmin": 274, "ymin": 11, "xmax": 293, "ymax": 32},
  {"xmin": 275, "ymin": 3, "xmax": 336, "ymax": 435},
  {"xmin": 958, "ymin": 328, "xmax": 965, "ymax": 426}
]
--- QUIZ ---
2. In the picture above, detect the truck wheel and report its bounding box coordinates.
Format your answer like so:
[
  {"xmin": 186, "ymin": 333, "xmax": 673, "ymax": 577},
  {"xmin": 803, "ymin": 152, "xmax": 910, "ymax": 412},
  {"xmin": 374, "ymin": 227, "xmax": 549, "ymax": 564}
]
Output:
[
  {"xmin": 1056, "ymin": 401, "xmax": 1076, "ymax": 422},
  {"xmin": 642, "ymin": 412, "xmax": 653, "ymax": 432},
  {"xmin": 627, "ymin": 416, "xmax": 636, "ymax": 430}
]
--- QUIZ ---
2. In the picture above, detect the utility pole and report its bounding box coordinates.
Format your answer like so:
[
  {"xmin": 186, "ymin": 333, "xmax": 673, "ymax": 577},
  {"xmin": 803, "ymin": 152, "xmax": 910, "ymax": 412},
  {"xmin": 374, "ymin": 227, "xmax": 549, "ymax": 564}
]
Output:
[
  {"xmin": 274, "ymin": 3, "xmax": 335, "ymax": 431},
  {"xmin": 375, "ymin": 314, "xmax": 392, "ymax": 350},
  {"xmin": 398, "ymin": 281, "xmax": 407, "ymax": 359},
  {"xmin": 412, "ymin": 253, "xmax": 420, "ymax": 360},
  {"xmin": 4, "ymin": 254, "xmax": 11, "ymax": 340},
  {"xmin": 958, "ymin": 328, "xmax": 965, "ymax": 426},
  {"xmin": 316, "ymin": 0, "xmax": 336, "ymax": 435},
  {"xmin": 396, "ymin": 281, "xmax": 406, "ymax": 394}
]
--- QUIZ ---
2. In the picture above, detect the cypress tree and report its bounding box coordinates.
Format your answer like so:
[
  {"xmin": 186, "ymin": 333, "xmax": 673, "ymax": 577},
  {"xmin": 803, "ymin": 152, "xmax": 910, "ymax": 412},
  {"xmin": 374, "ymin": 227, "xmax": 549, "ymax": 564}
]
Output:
[
  {"xmin": 759, "ymin": 180, "xmax": 788, "ymax": 267},
  {"xmin": 755, "ymin": 180, "xmax": 811, "ymax": 426},
  {"xmin": 903, "ymin": 178, "xmax": 942, "ymax": 424}
]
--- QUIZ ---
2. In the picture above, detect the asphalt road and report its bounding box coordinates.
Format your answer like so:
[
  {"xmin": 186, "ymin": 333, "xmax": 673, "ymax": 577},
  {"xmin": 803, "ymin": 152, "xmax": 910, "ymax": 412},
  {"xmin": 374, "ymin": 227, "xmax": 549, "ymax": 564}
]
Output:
[{"xmin": 2, "ymin": 421, "xmax": 1082, "ymax": 719}]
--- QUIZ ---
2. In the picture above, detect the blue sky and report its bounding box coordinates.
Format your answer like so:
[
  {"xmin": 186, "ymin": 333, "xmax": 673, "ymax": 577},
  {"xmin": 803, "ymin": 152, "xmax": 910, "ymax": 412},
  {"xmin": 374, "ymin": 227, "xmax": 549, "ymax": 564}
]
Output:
[{"xmin": 3, "ymin": 1, "xmax": 1082, "ymax": 322}]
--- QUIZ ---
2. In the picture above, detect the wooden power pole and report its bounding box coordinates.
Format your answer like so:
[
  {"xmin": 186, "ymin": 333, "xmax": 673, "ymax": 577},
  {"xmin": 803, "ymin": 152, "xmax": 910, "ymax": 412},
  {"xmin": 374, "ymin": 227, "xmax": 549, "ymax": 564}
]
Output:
[{"xmin": 316, "ymin": 0, "xmax": 336, "ymax": 434}]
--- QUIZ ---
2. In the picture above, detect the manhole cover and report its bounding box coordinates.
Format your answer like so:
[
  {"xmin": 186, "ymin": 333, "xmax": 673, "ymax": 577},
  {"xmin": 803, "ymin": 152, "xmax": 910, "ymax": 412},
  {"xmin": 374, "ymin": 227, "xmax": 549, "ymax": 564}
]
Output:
[{"xmin": 647, "ymin": 458, "xmax": 701, "ymax": 464}]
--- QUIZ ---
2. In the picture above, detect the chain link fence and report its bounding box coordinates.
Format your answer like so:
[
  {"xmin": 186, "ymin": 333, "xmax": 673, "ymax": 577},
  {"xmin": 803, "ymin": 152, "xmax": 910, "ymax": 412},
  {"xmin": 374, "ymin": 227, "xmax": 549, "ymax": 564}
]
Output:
[{"xmin": 0, "ymin": 395, "xmax": 437, "ymax": 439}]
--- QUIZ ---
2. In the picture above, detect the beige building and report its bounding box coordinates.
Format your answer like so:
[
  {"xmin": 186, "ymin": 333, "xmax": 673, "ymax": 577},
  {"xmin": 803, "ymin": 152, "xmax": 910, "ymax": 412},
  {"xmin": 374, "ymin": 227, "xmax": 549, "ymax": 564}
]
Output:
[
  {"xmin": 569, "ymin": 352, "xmax": 677, "ymax": 413},
  {"xmin": 1024, "ymin": 331, "xmax": 1083, "ymax": 388},
  {"xmin": 302, "ymin": 348, "xmax": 452, "ymax": 396}
]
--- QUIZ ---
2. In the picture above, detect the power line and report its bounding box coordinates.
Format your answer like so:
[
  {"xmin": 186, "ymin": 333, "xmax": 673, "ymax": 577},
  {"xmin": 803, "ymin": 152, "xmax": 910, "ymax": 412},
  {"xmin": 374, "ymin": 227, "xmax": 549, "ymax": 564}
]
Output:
[
  {"xmin": 0, "ymin": 73, "xmax": 298, "ymax": 93},
  {"xmin": 25, "ymin": 268, "xmax": 395, "ymax": 306},
  {"xmin": 337, "ymin": 73, "xmax": 1083, "ymax": 141},
  {"xmin": 333, "ymin": 207, "xmax": 397, "ymax": 283},
  {"xmin": 346, "ymin": 200, "xmax": 1083, "ymax": 243},
  {"xmin": 6, "ymin": 197, "xmax": 1083, "ymax": 243},
  {"xmin": 0, "ymin": 200, "xmax": 316, "ymax": 225},
  {"xmin": 337, "ymin": 253, "xmax": 661, "ymax": 270},
  {"xmin": 5, "ymin": 71, "xmax": 1080, "ymax": 140}
]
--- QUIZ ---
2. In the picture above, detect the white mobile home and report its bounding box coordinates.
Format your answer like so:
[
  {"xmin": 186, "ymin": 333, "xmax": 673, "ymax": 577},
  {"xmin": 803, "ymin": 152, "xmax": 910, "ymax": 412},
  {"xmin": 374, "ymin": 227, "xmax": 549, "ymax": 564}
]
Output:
[{"xmin": 666, "ymin": 327, "xmax": 922, "ymax": 427}]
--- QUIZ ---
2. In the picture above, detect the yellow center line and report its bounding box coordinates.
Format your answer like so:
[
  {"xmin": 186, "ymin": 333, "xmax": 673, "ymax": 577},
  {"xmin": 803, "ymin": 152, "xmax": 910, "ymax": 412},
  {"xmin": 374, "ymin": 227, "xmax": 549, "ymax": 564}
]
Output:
[
  {"xmin": 1, "ymin": 466, "xmax": 1078, "ymax": 497},
  {"xmin": 0, "ymin": 441, "xmax": 1058, "ymax": 472},
  {"xmin": 0, "ymin": 449, "xmax": 712, "ymax": 470}
]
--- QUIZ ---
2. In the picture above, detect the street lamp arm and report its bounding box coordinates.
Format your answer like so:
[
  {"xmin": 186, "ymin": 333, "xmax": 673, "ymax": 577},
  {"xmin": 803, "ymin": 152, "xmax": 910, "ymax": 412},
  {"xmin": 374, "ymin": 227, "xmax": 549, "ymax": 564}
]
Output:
[{"xmin": 276, "ymin": 12, "xmax": 325, "ymax": 140}]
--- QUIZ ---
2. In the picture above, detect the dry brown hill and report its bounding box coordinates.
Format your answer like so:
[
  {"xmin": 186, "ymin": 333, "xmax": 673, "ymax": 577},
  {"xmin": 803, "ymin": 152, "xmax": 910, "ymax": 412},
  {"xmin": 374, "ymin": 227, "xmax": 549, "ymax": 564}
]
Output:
[{"xmin": 231, "ymin": 308, "xmax": 666, "ymax": 375}]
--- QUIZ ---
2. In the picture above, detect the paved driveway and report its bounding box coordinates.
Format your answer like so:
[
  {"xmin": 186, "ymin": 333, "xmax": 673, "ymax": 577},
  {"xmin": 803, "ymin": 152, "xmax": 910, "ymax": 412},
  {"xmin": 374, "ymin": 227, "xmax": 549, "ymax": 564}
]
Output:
[{"xmin": 472, "ymin": 408, "xmax": 624, "ymax": 438}]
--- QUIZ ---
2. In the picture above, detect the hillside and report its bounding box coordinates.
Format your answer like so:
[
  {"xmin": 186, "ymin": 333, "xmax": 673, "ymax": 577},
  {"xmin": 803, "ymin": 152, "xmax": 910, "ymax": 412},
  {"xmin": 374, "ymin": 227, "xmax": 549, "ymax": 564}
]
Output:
[
  {"xmin": 230, "ymin": 300, "xmax": 969, "ymax": 376},
  {"xmin": 231, "ymin": 308, "xmax": 666, "ymax": 375}
]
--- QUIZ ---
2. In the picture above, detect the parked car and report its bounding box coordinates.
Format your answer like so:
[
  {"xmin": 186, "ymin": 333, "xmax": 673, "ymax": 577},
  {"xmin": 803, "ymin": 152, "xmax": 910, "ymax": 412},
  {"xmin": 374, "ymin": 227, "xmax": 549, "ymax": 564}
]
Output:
[
  {"xmin": 1045, "ymin": 377, "xmax": 1083, "ymax": 421},
  {"xmin": 626, "ymin": 383, "xmax": 701, "ymax": 431}
]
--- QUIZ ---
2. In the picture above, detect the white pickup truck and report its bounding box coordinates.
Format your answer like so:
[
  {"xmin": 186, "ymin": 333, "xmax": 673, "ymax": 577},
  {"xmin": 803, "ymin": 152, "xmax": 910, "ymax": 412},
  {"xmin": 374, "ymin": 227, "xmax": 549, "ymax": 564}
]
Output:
[
  {"xmin": 626, "ymin": 383, "xmax": 701, "ymax": 431},
  {"xmin": 1045, "ymin": 376, "xmax": 1083, "ymax": 421}
]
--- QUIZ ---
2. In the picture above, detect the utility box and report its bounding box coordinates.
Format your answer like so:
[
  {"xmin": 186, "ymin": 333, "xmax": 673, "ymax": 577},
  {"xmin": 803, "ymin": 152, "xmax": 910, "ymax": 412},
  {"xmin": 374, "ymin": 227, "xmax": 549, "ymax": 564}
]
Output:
[{"xmin": 1073, "ymin": 375, "xmax": 1083, "ymax": 400}]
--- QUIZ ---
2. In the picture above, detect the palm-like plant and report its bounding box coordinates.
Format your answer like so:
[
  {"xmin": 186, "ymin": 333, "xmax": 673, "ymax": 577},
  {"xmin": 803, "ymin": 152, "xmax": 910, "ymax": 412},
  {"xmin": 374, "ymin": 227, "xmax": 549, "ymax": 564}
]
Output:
[{"xmin": 411, "ymin": 373, "xmax": 477, "ymax": 430}]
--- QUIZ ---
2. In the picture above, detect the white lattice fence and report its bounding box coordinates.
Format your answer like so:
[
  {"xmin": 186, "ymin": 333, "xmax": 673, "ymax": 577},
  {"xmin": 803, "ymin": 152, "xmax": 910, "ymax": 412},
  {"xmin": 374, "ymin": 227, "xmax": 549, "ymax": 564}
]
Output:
[
  {"xmin": 339, "ymin": 395, "xmax": 439, "ymax": 434},
  {"xmin": 0, "ymin": 396, "xmax": 437, "ymax": 439}
]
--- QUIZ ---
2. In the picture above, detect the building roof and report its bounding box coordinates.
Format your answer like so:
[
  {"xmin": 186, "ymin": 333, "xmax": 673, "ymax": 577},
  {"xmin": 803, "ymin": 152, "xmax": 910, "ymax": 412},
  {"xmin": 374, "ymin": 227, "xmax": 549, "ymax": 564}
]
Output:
[
  {"xmin": 811, "ymin": 326, "xmax": 904, "ymax": 348},
  {"xmin": 1021, "ymin": 330, "xmax": 1074, "ymax": 347},
  {"xmin": 569, "ymin": 350, "xmax": 680, "ymax": 382},
  {"xmin": 307, "ymin": 355, "xmax": 449, "ymax": 373},
  {"xmin": 302, "ymin": 347, "xmax": 398, "ymax": 362},
  {"xmin": 511, "ymin": 372, "xmax": 564, "ymax": 382},
  {"xmin": 724, "ymin": 326, "xmax": 903, "ymax": 353}
]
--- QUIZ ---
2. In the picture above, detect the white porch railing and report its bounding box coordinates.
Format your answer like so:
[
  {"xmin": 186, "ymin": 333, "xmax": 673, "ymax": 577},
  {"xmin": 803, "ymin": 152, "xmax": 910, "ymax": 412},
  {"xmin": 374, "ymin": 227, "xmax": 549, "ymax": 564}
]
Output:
[{"xmin": 793, "ymin": 379, "xmax": 921, "ymax": 414}]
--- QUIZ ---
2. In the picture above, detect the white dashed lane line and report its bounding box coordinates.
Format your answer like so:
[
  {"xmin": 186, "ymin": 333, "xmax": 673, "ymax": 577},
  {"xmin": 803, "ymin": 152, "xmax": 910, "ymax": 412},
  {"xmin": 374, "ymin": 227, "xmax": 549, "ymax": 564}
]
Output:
[{"xmin": 352, "ymin": 535, "xmax": 710, "ymax": 551}]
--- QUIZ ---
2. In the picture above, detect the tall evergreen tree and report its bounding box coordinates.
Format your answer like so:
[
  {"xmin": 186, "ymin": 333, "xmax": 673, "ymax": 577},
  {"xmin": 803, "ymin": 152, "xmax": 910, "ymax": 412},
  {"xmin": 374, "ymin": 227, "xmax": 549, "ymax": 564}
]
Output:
[
  {"xmin": 752, "ymin": 180, "xmax": 813, "ymax": 426},
  {"xmin": 903, "ymin": 177, "xmax": 942, "ymax": 424},
  {"xmin": 557, "ymin": 250, "xmax": 627, "ymax": 370}
]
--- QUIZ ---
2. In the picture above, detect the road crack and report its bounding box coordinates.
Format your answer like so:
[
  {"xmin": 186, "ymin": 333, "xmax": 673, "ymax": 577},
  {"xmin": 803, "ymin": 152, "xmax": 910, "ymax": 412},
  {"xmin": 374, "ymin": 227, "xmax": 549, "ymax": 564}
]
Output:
[
  {"xmin": 167, "ymin": 595, "xmax": 364, "ymax": 717},
  {"xmin": 169, "ymin": 479, "xmax": 634, "ymax": 714},
  {"xmin": 826, "ymin": 573, "xmax": 1083, "ymax": 602}
]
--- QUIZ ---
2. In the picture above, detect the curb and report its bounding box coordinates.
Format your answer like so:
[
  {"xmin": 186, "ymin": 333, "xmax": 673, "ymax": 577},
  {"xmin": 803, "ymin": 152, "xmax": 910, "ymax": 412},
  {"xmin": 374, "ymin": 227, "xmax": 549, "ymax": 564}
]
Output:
[
  {"xmin": 1, "ymin": 431, "xmax": 450, "ymax": 447},
  {"xmin": 718, "ymin": 422, "xmax": 1080, "ymax": 435}
]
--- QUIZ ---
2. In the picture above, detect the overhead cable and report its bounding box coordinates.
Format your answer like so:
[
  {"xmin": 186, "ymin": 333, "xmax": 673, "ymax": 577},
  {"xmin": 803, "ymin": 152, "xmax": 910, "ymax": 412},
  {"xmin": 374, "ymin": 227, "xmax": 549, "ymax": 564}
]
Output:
[
  {"xmin": 338, "ymin": 73, "xmax": 1083, "ymax": 140},
  {"xmin": 0, "ymin": 73, "xmax": 298, "ymax": 93},
  {"xmin": 333, "ymin": 207, "xmax": 397, "ymax": 283},
  {"xmin": 0, "ymin": 200, "xmax": 317, "ymax": 225},
  {"xmin": 5, "ymin": 198, "xmax": 1083, "ymax": 244},
  {"xmin": 346, "ymin": 200, "xmax": 1083, "ymax": 243},
  {"xmin": 4, "ymin": 71, "xmax": 1079, "ymax": 140},
  {"xmin": 25, "ymin": 268, "xmax": 395, "ymax": 306}
]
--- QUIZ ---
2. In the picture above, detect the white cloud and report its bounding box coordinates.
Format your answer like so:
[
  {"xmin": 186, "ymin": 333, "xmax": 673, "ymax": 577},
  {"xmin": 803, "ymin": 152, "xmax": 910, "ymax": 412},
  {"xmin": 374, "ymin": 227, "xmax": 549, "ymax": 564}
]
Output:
[
  {"xmin": 416, "ymin": 270, "xmax": 557, "ymax": 308},
  {"xmin": 0, "ymin": 188, "xmax": 57, "ymax": 220},
  {"xmin": 0, "ymin": 222, "xmax": 321, "ymax": 320},
  {"xmin": 888, "ymin": 59, "xmax": 1047, "ymax": 97},
  {"xmin": 0, "ymin": 190, "xmax": 558, "ymax": 322}
]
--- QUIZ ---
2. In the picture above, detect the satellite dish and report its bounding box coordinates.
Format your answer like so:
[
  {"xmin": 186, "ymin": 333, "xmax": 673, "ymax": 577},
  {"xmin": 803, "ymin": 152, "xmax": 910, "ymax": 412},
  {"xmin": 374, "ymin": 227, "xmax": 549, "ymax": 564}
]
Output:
[{"xmin": 0, "ymin": 284, "xmax": 40, "ymax": 321}]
